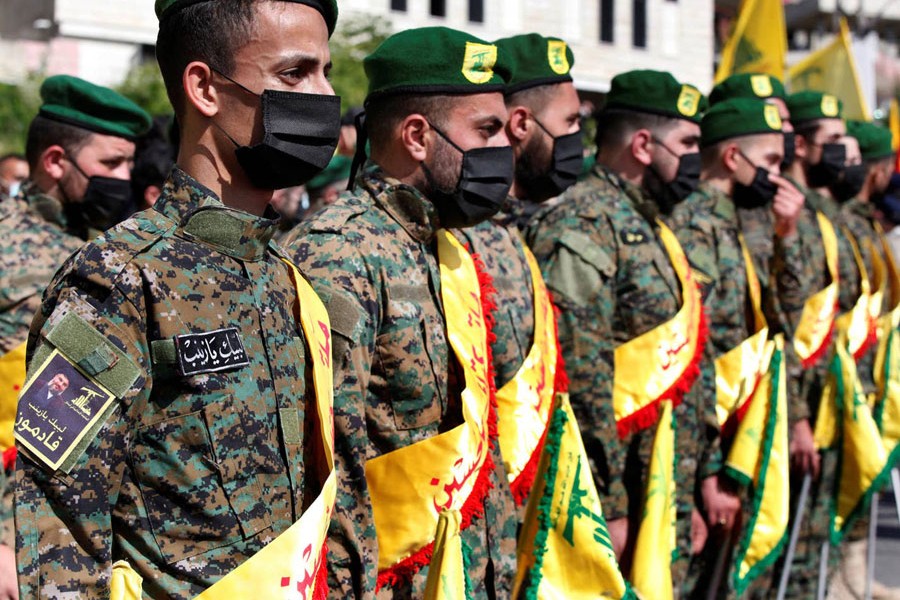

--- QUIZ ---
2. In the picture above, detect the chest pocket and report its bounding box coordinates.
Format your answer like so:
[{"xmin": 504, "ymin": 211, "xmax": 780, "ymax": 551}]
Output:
[
  {"xmin": 130, "ymin": 393, "xmax": 272, "ymax": 564},
  {"xmin": 374, "ymin": 298, "xmax": 444, "ymax": 431}
]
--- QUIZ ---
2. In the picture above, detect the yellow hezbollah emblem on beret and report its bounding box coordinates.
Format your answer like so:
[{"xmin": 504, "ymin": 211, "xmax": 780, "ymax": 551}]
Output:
[
  {"xmin": 751, "ymin": 75, "xmax": 773, "ymax": 98},
  {"xmin": 547, "ymin": 40, "xmax": 570, "ymax": 75},
  {"xmin": 764, "ymin": 104, "xmax": 783, "ymax": 130},
  {"xmin": 677, "ymin": 86, "xmax": 701, "ymax": 117},
  {"xmin": 462, "ymin": 42, "xmax": 498, "ymax": 84},
  {"xmin": 821, "ymin": 94, "xmax": 839, "ymax": 117}
]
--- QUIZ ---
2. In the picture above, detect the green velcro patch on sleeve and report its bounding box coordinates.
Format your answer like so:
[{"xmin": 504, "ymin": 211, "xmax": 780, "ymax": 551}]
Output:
[
  {"xmin": 558, "ymin": 230, "xmax": 615, "ymax": 278},
  {"xmin": 45, "ymin": 312, "xmax": 140, "ymax": 398},
  {"xmin": 150, "ymin": 339, "xmax": 177, "ymax": 365}
]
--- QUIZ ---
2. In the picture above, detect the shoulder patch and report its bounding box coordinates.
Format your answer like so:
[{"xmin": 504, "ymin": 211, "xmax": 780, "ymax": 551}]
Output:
[
  {"xmin": 15, "ymin": 349, "xmax": 117, "ymax": 473},
  {"xmin": 305, "ymin": 196, "xmax": 369, "ymax": 234},
  {"xmin": 558, "ymin": 230, "xmax": 615, "ymax": 278}
]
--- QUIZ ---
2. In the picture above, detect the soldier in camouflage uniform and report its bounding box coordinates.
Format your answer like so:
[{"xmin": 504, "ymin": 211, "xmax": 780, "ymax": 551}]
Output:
[
  {"xmin": 285, "ymin": 27, "xmax": 519, "ymax": 599},
  {"xmin": 522, "ymin": 70, "xmax": 724, "ymax": 595},
  {"xmin": 0, "ymin": 154, "xmax": 27, "ymax": 204},
  {"xmin": 668, "ymin": 97, "xmax": 804, "ymax": 597},
  {"xmin": 0, "ymin": 75, "xmax": 151, "ymax": 599},
  {"xmin": 14, "ymin": 0, "xmax": 341, "ymax": 597}
]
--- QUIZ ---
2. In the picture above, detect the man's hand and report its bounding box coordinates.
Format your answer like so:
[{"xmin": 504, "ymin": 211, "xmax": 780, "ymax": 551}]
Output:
[
  {"xmin": 701, "ymin": 475, "xmax": 741, "ymax": 530},
  {"xmin": 607, "ymin": 517, "xmax": 630, "ymax": 559},
  {"xmin": 691, "ymin": 508, "xmax": 709, "ymax": 555},
  {"xmin": 0, "ymin": 543, "xmax": 17, "ymax": 600},
  {"xmin": 771, "ymin": 174, "xmax": 805, "ymax": 239},
  {"xmin": 790, "ymin": 418, "xmax": 820, "ymax": 478}
]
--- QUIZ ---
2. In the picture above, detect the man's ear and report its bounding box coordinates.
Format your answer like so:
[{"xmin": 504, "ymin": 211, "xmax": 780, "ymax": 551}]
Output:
[
  {"xmin": 400, "ymin": 114, "xmax": 430, "ymax": 163},
  {"xmin": 631, "ymin": 129, "xmax": 654, "ymax": 167},
  {"xmin": 506, "ymin": 105, "xmax": 532, "ymax": 145},
  {"xmin": 41, "ymin": 145, "xmax": 67, "ymax": 183},
  {"xmin": 184, "ymin": 61, "xmax": 219, "ymax": 118},
  {"xmin": 722, "ymin": 143, "xmax": 740, "ymax": 174},
  {"xmin": 794, "ymin": 134, "xmax": 809, "ymax": 161}
]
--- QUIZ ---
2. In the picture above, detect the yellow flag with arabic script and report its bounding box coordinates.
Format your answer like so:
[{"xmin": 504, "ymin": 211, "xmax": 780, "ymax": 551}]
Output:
[
  {"xmin": 630, "ymin": 400, "xmax": 677, "ymax": 600},
  {"xmin": 715, "ymin": 0, "xmax": 787, "ymax": 82},
  {"xmin": 423, "ymin": 510, "xmax": 465, "ymax": 600},
  {"xmin": 0, "ymin": 340, "xmax": 27, "ymax": 450},
  {"xmin": 513, "ymin": 393, "xmax": 634, "ymax": 600},
  {"xmin": 788, "ymin": 18, "xmax": 871, "ymax": 121}
]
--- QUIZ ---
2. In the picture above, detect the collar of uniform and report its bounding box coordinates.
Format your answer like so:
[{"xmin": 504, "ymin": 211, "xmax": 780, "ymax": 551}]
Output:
[
  {"xmin": 360, "ymin": 167, "xmax": 441, "ymax": 244},
  {"xmin": 155, "ymin": 167, "xmax": 279, "ymax": 261},
  {"xmin": 596, "ymin": 163, "xmax": 662, "ymax": 224},
  {"xmin": 844, "ymin": 197, "xmax": 875, "ymax": 222},
  {"xmin": 492, "ymin": 196, "xmax": 519, "ymax": 228},
  {"xmin": 20, "ymin": 180, "xmax": 69, "ymax": 231},
  {"xmin": 698, "ymin": 181, "xmax": 737, "ymax": 224}
]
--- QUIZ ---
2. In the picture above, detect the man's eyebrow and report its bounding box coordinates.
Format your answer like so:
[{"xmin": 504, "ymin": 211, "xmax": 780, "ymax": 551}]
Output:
[{"xmin": 273, "ymin": 52, "xmax": 322, "ymax": 71}]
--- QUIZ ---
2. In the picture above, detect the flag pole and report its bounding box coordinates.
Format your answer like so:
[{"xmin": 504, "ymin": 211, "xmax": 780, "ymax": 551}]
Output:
[
  {"xmin": 776, "ymin": 473, "xmax": 813, "ymax": 600},
  {"xmin": 817, "ymin": 540, "xmax": 830, "ymax": 600},
  {"xmin": 865, "ymin": 493, "xmax": 878, "ymax": 600},
  {"xmin": 892, "ymin": 468, "xmax": 900, "ymax": 525}
]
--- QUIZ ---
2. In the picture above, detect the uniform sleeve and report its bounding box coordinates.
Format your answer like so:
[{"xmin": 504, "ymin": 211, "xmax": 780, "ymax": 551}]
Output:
[
  {"xmin": 527, "ymin": 212, "xmax": 630, "ymax": 520},
  {"xmin": 290, "ymin": 232, "xmax": 379, "ymax": 600},
  {"xmin": 15, "ymin": 272, "xmax": 149, "ymax": 598}
]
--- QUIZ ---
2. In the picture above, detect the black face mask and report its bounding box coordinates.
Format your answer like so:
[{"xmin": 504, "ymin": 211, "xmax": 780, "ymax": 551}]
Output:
[
  {"xmin": 733, "ymin": 151, "xmax": 778, "ymax": 209},
  {"xmin": 64, "ymin": 158, "xmax": 134, "ymax": 235},
  {"xmin": 423, "ymin": 123, "xmax": 514, "ymax": 228},
  {"xmin": 646, "ymin": 138, "xmax": 701, "ymax": 213},
  {"xmin": 806, "ymin": 142, "xmax": 846, "ymax": 188},
  {"xmin": 520, "ymin": 117, "xmax": 583, "ymax": 202},
  {"xmin": 831, "ymin": 164, "xmax": 866, "ymax": 203},
  {"xmin": 782, "ymin": 132, "xmax": 796, "ymax": 169},
  {"xmin": 212, "ymin": 69, "xmax": 341, "ymax": 190}
]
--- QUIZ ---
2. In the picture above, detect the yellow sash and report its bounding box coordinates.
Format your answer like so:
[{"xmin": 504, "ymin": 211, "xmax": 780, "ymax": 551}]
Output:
[
  {"xmin": 0, "ymin": 340, "xmax": 27, "ymax": 451},
  {"xmin": 794, "ymin": 212, "xmax": 840, "ymax": 368},
  {"xmin": 612, "ymin": 221, "xmax": 705, "ymax": 437},
  {"xmin": 630, "ymin": 400, "xmax": 677, "ymax": 600},
  {"xmin": 109, "ymin": 260, "xmax": 337, "ymax": 600},
  {"xmin": 514, "ymin": 393, "xmax": 634, "ymax": 600},
  {"xmin": 730, "ymin": 336, "xmax": 790, "ymax": 595},
  {"xmin": 714, "ymin": 235, "xmax": 769, "ymax": 434},
  {"xmin": 835, "ymin": 230, "xmax": 875, "ymax": 360},
  {"xmin": 496, "ymin": 243, "xmax": 557, "ymax": 505},
  {"xmin": 423, "ymin": 510, "xmax": 465, "ymax": 600},
  {"xmin": 367, "ymin": 229, "xmax": 496, "ymax": 590}
]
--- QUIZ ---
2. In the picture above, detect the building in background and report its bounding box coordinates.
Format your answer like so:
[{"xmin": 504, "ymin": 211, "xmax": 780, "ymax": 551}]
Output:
[{"xmin": 0, "ymin": 0, "xmax": 715, "ymax": 99}]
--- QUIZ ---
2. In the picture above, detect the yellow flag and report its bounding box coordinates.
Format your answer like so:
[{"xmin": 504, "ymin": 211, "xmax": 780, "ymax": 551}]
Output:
[
  {"xmin": 788, "ymin": 18, "xmax": 871, "ymax": 121},
  {"xmin": 715, "ymin": 0, "xmax": 787, "ymax": 83},
  {"xmin": 729, "ymin": 337, "xmax": 790, "ymax": 595},
  {"xmin": 423, "ymin": 511, "xmax": 466, "ymax": 600},
  {"xmin": 109, "ymin": 561, "xmax": 143, "ymax": 600},
  {"xmin": 0, "ymin": 340, "xmax": 27, "ymax": 450},
  {"xmin": 630, "ymin": 400, "xmax": 677, "ymax": 600},
  {"xmin": 828, "ymin": 340, "xmax": 900, "ymax": 543},
  {"xmin": 514, "ymin": 393, "xmax": 633, "ymax": 600},
  {"xmin": 890, "ymin": 99, "xmax": 900, "ymax": 152}
]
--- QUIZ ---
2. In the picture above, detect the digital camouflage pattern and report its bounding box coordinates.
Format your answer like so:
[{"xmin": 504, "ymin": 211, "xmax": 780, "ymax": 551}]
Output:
[
  {"xmin": 284, "ymin": 167, "xmax": 518, "ymax": 599},
  {"xmin": 522, "ymin": 163, "xmax": 720, "ymax": 592},
  {"xmin": 453, "ymin": 202, "xmax": 534, "ymax": 391},
  {"xmin": 15, "ymin": 168, "xmax": 325, "ymax": 599},
  {"xmin": 0, "ymin": 181, "xmax": 84, "ymax": 355}
]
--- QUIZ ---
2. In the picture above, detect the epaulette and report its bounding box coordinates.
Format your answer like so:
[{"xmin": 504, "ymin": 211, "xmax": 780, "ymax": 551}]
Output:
[{"xmin": 305, "ymin": 194, "xmax": 370, "ymax": 234}]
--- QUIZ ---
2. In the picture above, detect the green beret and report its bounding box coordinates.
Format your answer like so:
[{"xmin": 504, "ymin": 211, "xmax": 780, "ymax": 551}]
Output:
[
  {"xmin": 786, "ymin": 91, "xmax": 843, "ymax": 123},
  {"xmin": 306, "ymin": 154, "xmax": 352, "ymax": 191},
  {"xmin": 709, "ymin": 73, "xmax": 786, "ymax": 106},
  {"xmin": 38, "ymin": 75, "xmax": 151, "ymax": 141},
  {"xmin": 700, "ymin": 98, "xmax": 783, "ymax": 147},
  {"xmin": 493, "ymin": 33, "xmax": 575, "ymax": 94},
  {"xmin": 155, "ymin": 0, "xmax": 338, "ymax": 36},
  {"xmin": 364, "ymin": 27, "xmax": 505, "ymax": 103},
  {"xmin": 603, "ymin": 70, "xmax": 706, "ymax": 124},
  {"xmin": 847, "ymin": 120, "xmax": 894, "ymax": 161}
]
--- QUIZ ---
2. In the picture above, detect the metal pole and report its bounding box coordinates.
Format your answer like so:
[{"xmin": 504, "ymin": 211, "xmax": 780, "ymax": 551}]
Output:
[
  {"xmin": 817, "ymin": 540, "xmax": 830, "ymax": 600},
  {"xmin": 865, "ymin": 493, "xmax": 878, "ymax": 600},
  {"xmin": 777, "ymin": 473, "xmax": 813, "ymax": 600},
  {"xmin": 892, "ymin": 468, "xmax": 900, "ymax": 526}
]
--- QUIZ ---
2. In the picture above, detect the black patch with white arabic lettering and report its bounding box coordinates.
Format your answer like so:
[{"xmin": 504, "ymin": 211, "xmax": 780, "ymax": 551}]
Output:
[{"xmin": 174, "ymin": 327, "xmax": 250, "ymax": 376}]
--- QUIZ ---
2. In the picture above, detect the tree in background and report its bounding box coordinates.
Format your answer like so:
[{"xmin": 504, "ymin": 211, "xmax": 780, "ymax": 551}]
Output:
[
  {"xmin": 116, "ymin": 62, "xmax": 173, "ymax": 117},
  {"xmin": 0, "ymin": 74, "xmax": 41, "ymax": 155},
  {"xmin": 329, "ymin": 12, "xmax": 391, "ymax": 112}
]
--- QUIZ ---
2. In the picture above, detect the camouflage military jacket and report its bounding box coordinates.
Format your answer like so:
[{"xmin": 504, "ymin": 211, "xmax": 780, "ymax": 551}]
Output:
[
  {"xmin": 285, "ymin": 168, "xmax": 517, "ymax": 599},
  {"xmin": 15, "ymin": 168, "xmax": 324, "ymax": 599},
  {"xmin": 523, "ymin": 164, "xmax": 717, "ymax": 553},
  {"xmin": 0, "ymin": 182, "xmax": 83, "ymax": 354},
  {"xmin": 454, "ymin": 200, "xmax": 534, "ymax": 390},
  {"xmin": 837, "ymin": 198, "xmax": 879, "ymax": 282}
]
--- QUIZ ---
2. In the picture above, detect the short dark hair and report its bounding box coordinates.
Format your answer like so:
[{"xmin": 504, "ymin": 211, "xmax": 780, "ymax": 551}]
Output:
[
  {"xmin": 793, "ymin": 121, "xmax": 822, "ymax": 143},
  {"xmin": 132, "ymin": 116, "xmax": 177, "ymax": 196},
  {"xmin": 0, "ymin": 153, "xmax": 25, "ymax": 164},
  {"xmin": 155, "ymin": 0, "xmax": 262, "ymax": 115},
  {"xmin": 595, "ymin": 109, "xmax": 679, "ymax": 151},
  {"xmin": 505, "ymin": 83, "xmax": 561, "ymax": 117},
  {"xmin": 365, "ymin": 93, "xmax": 456, "ymax": 154},
  {"xmin": 24, "ymin": 115, "xmax": 94, "ymax": 171}
]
